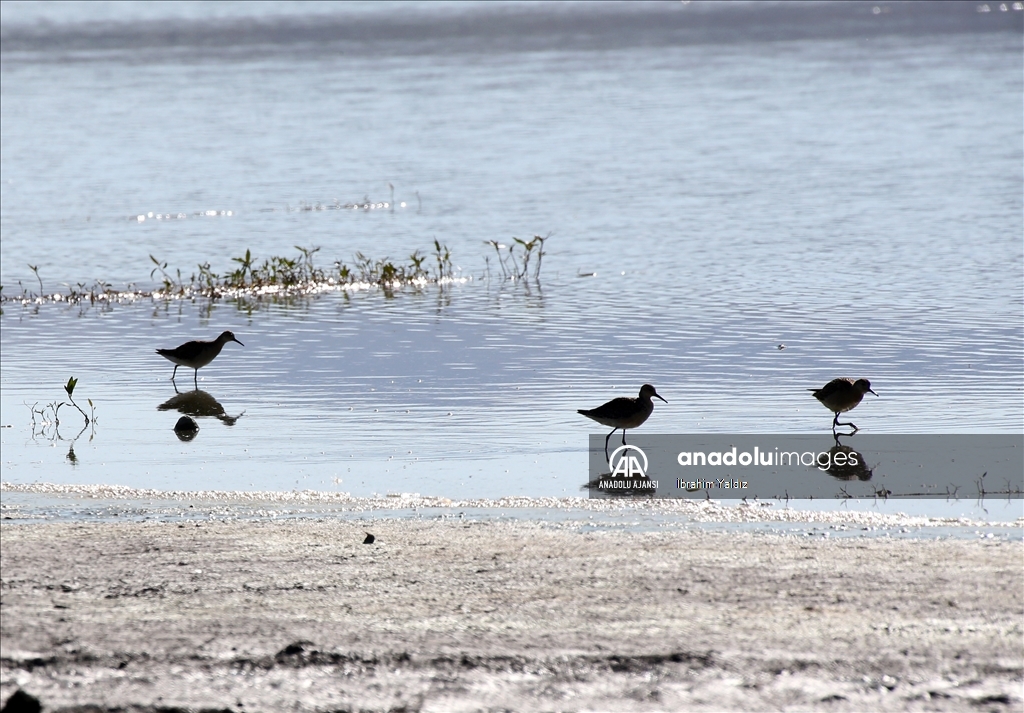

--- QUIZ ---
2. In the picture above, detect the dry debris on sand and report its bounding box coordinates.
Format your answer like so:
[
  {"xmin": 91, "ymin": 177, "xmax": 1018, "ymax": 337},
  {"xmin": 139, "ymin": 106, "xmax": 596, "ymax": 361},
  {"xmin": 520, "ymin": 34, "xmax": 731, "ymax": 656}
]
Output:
[{"xmin": 1, "ymin": 518, "xmax": 1021, "ymax": 712}]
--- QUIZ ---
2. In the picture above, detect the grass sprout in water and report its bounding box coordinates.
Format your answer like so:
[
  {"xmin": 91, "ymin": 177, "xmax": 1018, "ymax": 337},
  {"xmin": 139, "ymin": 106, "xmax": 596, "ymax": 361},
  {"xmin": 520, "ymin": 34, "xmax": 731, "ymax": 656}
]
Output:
[
  {"xmin": 152, "ymin": 243, "xmax": 455, "ymax": 294},
  {"xmin": 62, "ymin": 377, "xmax": 94, "ymax": 425},
  {"xmin": 3, "ymin": 237, "xmax": 550, "ymax": 309},
  {"xmin": 1, "ymin": 242, "xmax": 467, "ymax": 306},
  {"xmin": 27, "ymin": 377, "xmax": 97, "ymax": 465},
  {"xmin": 486, "ymin": 234, "xmax": 548, "ymax": 281}
]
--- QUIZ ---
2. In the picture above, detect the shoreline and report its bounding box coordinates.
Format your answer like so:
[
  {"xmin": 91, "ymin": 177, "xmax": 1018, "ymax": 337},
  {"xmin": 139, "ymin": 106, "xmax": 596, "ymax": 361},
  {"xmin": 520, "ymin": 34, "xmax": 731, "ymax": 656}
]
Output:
[
  {"xmin": 4, "ymin": 482, "xmax": 1023, "ymax": 530},
  {"xmin": 2, "ymin": 517, "xmax": 1021, "ymax": 711}
]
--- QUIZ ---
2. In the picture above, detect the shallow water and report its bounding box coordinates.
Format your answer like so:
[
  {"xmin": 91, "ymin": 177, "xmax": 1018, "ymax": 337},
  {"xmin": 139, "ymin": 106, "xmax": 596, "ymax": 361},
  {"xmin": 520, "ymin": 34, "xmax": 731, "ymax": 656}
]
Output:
[{"xmin": 1, "ymin": 2, "xmax": 1021, "ymax": 515}]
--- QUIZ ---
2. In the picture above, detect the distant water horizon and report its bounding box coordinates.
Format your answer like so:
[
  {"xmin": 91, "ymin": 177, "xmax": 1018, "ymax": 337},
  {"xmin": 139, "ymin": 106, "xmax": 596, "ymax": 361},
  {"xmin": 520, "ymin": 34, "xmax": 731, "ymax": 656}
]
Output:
[{"xmin": 3, "ymin": 1, "xmax": 1018, "ymax": 59}]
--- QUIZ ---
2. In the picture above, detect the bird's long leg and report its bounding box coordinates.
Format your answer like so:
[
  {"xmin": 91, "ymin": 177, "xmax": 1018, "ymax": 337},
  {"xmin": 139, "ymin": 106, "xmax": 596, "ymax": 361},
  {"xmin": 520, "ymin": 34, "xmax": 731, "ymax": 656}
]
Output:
[
  {"xmin": 170, "ymin": 365, "xmax": 178, "ymax": 382},
  {"xmin": 193, "ymin": 369, "xmax": 199, "ymax": 389},
  {"xmin": 604, "ymin": 429, "xmax": 614, "ymax": 460},
  {"xmin": 621, "ymin": 429, "xmax": 627, "ymax": 446},
  {"xmin": 833, "ymin": 412, "xmax": 859, "ymax": 434}
]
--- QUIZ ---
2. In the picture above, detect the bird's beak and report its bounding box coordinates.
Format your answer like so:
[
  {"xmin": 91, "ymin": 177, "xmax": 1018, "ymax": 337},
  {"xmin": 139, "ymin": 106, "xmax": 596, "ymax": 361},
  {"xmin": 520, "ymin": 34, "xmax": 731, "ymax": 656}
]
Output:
[
  {"xmin": 655, "ymin": 394, "xmax": 668, "ymax": 403},
  {"xmin": 233, "ymin": 338, "xmax": 245, "ymax": 346},
  {"xmin": 868, "ymin": 388, "xmax": 878, "ymax": 396}
]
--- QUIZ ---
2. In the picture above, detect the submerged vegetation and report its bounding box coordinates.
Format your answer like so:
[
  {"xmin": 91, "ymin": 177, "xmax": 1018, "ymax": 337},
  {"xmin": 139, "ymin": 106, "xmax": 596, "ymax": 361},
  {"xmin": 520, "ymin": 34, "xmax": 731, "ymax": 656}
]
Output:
[{"xmin": 2, "ymin": 235, "xmax": 548, "ymax": 309}]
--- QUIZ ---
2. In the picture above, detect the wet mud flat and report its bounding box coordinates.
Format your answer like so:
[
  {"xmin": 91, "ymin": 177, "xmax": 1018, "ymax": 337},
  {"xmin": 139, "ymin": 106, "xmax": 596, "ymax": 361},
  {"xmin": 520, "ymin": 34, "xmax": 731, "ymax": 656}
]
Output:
[{"xmin": 1, "ymin": 518, "xmax": 1021, "ymax": 712}]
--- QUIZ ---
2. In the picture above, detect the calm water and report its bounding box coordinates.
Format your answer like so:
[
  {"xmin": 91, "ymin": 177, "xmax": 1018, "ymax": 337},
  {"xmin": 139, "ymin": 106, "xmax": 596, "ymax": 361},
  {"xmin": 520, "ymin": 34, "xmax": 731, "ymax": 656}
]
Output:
[{"xmin": 1, "ymin": 2, "xmax": 1022, "ymax": 509}]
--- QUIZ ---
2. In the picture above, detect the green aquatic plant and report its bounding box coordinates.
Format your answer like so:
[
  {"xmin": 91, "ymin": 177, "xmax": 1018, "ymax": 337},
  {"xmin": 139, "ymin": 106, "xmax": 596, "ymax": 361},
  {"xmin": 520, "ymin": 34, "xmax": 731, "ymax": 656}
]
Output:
[
  {"xmin": 31, "ymin": 377, "xmax": 93, "ymax": 427},
  {"xmin": 28, "ymin": 264, "xmax": 43, "ymax": 295},
  {"xmin": 350, "ymin": 248, "xmax": 434, "ymax": 287},
  {"xmin": 63, "ymin": 376, "xmax": 94, "ymax": 425},
  {"xmin": 164, "ymin": 245, "xmax": 433, "ymax": 293},
  {"xmin": 150, "ymin": 255, "xmax": 185, "ymax": 294},
  {"xmin": 4, "ymin": 236, "xmax": 542, "ymax": 307},
  {"xmin": 486, "ymin": 234, "xmax": 548, "ymax": 281},
  {"xmin": 26, "ymin": 377, "xmax": 96, "ymax": 465},
  {"xmin": 433, "ymin": 239, "xmax": 454, "ymax": 281},
  {"xmin": 197, "ymin": 261, "xmax": 219, "ymax": 293},
  {"xmin": 6, "ymin": 265, "xmax": 117, "ymax": 306}
]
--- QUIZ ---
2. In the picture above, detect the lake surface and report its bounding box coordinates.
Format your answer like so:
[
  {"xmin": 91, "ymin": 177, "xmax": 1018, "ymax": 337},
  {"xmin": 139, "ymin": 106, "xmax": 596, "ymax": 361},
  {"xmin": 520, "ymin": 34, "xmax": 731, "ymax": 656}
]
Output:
[{"xmin": 1, "ymin": 2, "xmax": 1021, "ymax": 515}]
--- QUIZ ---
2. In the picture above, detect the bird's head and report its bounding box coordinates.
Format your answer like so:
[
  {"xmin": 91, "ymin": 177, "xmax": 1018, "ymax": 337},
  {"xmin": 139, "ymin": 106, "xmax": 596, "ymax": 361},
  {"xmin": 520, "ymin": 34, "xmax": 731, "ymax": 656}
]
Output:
[
  {"xmin": 640, "ymin": 384, "xmax": 667, "ymax": 403},
  {"xmin": 219, "ymin": 331, "xmax": 244, "ymax": 347},
  {"xmin": 854, "ymin": 378, "xmax": 877, "ymax": 396}
]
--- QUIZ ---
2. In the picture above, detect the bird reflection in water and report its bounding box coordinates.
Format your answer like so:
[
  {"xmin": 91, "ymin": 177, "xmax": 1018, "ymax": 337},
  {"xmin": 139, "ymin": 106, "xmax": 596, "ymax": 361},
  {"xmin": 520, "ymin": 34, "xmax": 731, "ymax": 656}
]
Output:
[
  {"xmin": 172, "ymin": 416, "xmax": 199, "ymax": 442},
  {"xmin": 817, "ymin": 434, "xmax": 873, "ymax": 482},
  {"xmin": 158, "ymin": 389, "xmax": 243, "ymax": 427}
]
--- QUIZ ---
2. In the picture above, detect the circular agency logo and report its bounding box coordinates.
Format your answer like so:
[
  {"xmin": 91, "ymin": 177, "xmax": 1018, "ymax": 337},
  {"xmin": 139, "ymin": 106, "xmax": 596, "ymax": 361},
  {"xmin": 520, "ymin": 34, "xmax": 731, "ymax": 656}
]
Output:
[{"xmin": 608, "ymin": 444, "xmax": 649, "ymax": 478}]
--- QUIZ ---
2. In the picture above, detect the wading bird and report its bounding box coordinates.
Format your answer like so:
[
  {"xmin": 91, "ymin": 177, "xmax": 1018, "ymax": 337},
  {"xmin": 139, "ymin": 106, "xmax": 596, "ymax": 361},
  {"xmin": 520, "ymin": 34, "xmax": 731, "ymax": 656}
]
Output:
[
  {"xmin": 578, "ymin": 384, "xmax": 667, "ymax": 457},
  {"xmin": 809, "ymin": 377, "xmax": 877, "ymax": 433},
  {"xmin": 156, "ymin": 331, "xmax": 244, "ymax": 388}
]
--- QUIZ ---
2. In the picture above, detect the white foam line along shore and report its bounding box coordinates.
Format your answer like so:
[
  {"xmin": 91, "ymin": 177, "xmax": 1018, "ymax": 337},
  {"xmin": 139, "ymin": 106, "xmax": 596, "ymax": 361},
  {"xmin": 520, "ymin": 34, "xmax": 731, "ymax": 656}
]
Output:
[{"xmin": 3, "ymin": 481, "xmax": 1022, "ymax": 529}]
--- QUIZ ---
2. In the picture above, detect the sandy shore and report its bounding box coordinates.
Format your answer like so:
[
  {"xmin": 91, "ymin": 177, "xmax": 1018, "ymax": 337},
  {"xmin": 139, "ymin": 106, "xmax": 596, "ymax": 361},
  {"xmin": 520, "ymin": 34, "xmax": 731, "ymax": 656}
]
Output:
[{"xmin": 1, "ymin": 515, "xmax": 1021, "ymax": 712}]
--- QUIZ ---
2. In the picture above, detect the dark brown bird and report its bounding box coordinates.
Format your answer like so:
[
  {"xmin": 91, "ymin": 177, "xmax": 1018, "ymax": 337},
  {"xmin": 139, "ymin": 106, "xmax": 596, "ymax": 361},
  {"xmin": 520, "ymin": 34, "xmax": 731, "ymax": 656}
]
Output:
[
  {"xmin": 809, "ymin": 378, "xmax": 877, "ymax": 432},
  {"xmin": 578, "ymin": 384, "xmax": 667, "ymax": 457},
  {"xmin": 156, "ymin": 331, "xmax": 244, "ymax": 388}
]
